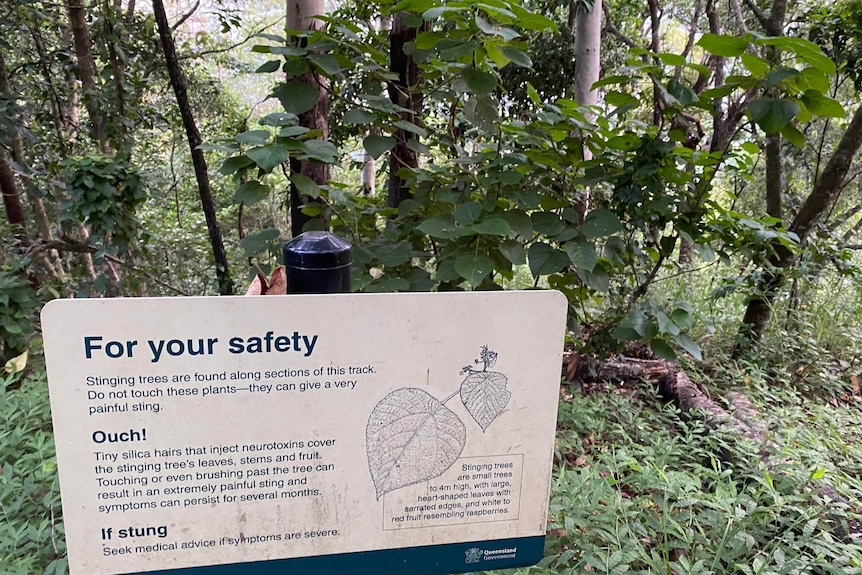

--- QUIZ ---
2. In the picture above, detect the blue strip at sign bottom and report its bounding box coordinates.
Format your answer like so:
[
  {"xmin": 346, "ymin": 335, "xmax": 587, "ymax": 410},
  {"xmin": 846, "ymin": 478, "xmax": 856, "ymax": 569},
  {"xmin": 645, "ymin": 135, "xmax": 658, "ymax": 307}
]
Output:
[{"xmin": 123, "ymin": 536, "xmax": 545, "ymax": 575}]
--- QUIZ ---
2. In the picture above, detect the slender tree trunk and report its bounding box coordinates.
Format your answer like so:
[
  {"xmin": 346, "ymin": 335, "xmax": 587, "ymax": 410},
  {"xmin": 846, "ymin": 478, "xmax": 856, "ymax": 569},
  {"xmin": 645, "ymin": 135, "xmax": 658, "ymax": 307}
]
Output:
[
  {"xmin": 287, "ymin": 0, "xmax": 329, "ymax": 235},
  {"xmin": 762, "ymin": 1, "xmax": 788, "ymax": 220},
  {"xmin": 765, "ymin": 133, "xmax": 783, "ymax": 218},
  {"xmin": 360, "ymin": 151, "xmax": 375, "ymax": 195},
  {"xmin": 737, "ymin": 103, "xmax": 862, "ymax": 352},
  {"xmin": 386, "ymin": 13, "xmax": 425, "ymax": 209},
  {"xmin": 104, "ymin": 0, "xmax": 128, "ymax": 149},
  {"xmin": 572, "ymin": 0, "xmax": 602, "ymax": 223},
  {"xmin": 66, "ymin": 0, "xmax": 109, "ymax": 153},
  {"xmin": 152, "ymin": 0, "xmax": 234, "ymax": 295},
  {"xmin": 1, "ymin": 47, "xmax": 67, "ymax": 280},
  {"xmin": 0, "ymin": 153, "xmax": 25, "ymax": 233}
]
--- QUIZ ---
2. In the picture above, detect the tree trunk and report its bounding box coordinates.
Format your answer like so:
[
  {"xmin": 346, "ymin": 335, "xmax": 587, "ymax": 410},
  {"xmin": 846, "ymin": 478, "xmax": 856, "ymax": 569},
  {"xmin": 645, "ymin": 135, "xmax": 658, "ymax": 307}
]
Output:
[
  {"xmin": 737, "ymin": 103, "xmax": 862, "ymax": 351},
  {"xmin": 152, "ymin": 0, "xmax": 234, "ymax": 295},
  {"xmin": 765, "ymin": 133, "xmax": 783, "ymax": 218},
  {"xmin": 0, "ymin": 152, "xmax": 25, "ymax": 234},
  {"xmin": 572, "ymin": 0, "xmax": 602, "ymax": 223},
  {"xmin": 386, "ymin": 13, "xmax": 425, "ymax": 209},
  {"xmin": 66, "ymin": 0, "xmax": 109, "ymax": 153},
  {"xmin": 360, "ymin": 149, "xmax": 375, "ymax": 195},
  {"xmin": 287, "ymin": 0, "xmax": 329, "ymax": 235},
  {"xmin": 763, "ymin": 0, "xmax": 788, "ymax": 220}
]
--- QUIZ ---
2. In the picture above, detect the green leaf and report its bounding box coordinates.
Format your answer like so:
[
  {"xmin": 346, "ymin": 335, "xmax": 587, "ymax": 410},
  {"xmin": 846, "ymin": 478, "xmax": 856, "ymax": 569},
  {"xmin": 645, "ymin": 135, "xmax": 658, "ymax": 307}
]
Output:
[
  {"xmin": 416, "ymin": 214, "xmax": 459, "ymax": 239},
  {"xmin": 301, "ymin": 140, "xmax": 339, "ymax": 163},
  {"xmin": 464, "ymin": 96, "xmax": 499, "ymax": 133},
  {"xmin": 274, "ymin": 81, "xmax": 319, "ymax": 115},
  {"xmin": 393, "ymin": 120, "xmax": 427, "ymax": 137},
  {"xmin": 259, "ymin": 112, "xmax": 298, "ymax": 127},
  {"xmin": 472, "ymin": 218, "xmax": 512, "ymax": 236},
  {"xmin": 455, "ymin": 201, "xmax": 482, "ymax": 225},
  {"xmin": 498, "ymin": 239, "xmax": 526, "ymax": 265},
  {"xmin": 268, "ymin": 46, "xmax": 307, "ymax": 56},
  {"xmin": 365, "ymin": 277, "xmax": 411, "ymax": 292},
  {"xmin": 792, "ymin": 43, "xmax": 836, "ymax": 74},
  {"xmin": 309, "ymin": 54, "xmax": 341, "ymax": 75},
  {"xmin": 528, "ymin": 242, "xmax": 568, "ymax": 277},
  {"xmin": 801, "ymin": 91, "xmax": 845, "ymax": 118},
  {"xmin": 671, "ymin": 307, "xmax": 694, "ymax": 329},
  {"xmin": 282, "ymin": 58, "xmax": 310, "ymax": 79},
  {"xmin": 673, "ymin": 333, "xmax": 702, "ymax": 360},
  {"xmin": 800, "ymin": 67, "xmax": 829, "ymax": 93},
  {"xmin": 500, "ymin": 45, "xmax": 532, "ymax": 68},
  {"xmin": 741, "ymin": 53, "xmax": 769, "ymax": 77},
  {"xmin": 343, "ymin": 108, "xmax": 377, "ymax": 124},
  {"xmin": 375, "ymin": 241, "xmax": 412, "ymax": 267},
  {"xmin": 256, "ymin": 60, "xmax": 282, "ymax": 73},
  {"xmin": 235, "ymin": 130, "xmax": 272, "ymax": 145},
  {"xmin": 650, "ymin": 339, "xmax": 677, "ymax": 361},
  {"xmin": 611, "ymin": 310, "xmax": 646, "ymax": 342},
  {"xmin": 278, "ymin": 126, "xmax": 310, "ymax": 137},
  {"xmin": 657, "ymin": 52, "xmax": 686, "ymax": 66},
  {"xmin": 696, "ymin": 33, "xmax": 748, "ymax": 57},
  {"xmin": 220, "ymin": 155, "xmax": 254, "ymax": 175},
  {"xmin": 781, "ymin": 123, "xmax": 805, "ymax": 148},
  {"xmin": 414, "ymin": 30, "xmax": 445, "ymax": 50},
  {"xmin": 580, "ymin": 209, "xmax": 623, "ymax": 238},
  {"xmin": 565, "ymin": 240, "xmax": 598, "ymax": 271},
  {"xmin": 455, "ymin": 254, "xmax": 494, "ymax": 287},
  {"xmin": 461, "ymin": 68, "xmax": 497, "ymax": 97},
  {"xmin": 503, "ymin": 210, "xmax": 533, "ymax": 238},
  {"xmin": 290, "ymin": 173, "xmax": 320, "ymax": 198},
  {"xmin": 606, "ymin": 91, "xmax": 639, "ymax": 108},
  {"xmin": 404, "ymin": 268, "xmax": 436, "ymax": 291},
  {"xmin": 240, "ymin": 228, "xmax": 281, "ymax": 257},
  {"xmin": 531, "ymin": 212, "xmax": 566, "ymax": 236},
  {"xmin": 765, "ymin": 67, "xmax": 800, "ymax": 89},
  {"xmin": 247, "ymin": 145, "xmax": 292, "ymax": 172},
  {"xmin": 363, "ymin": 135, "xmax": 397, "ymax": 159},
  {"xmin": 233, "ymin": 181, "xmax": 270, "ymax": 205},
  {"xmin": 748, "ymin": 97, "xmax": 800, "ymax": 135}
]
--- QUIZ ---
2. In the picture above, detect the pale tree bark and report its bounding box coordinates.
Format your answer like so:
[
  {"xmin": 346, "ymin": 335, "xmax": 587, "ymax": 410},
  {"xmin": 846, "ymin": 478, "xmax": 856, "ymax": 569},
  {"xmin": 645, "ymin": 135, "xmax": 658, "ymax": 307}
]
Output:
[
  {"xmin": 572, "ymin": 0, "xmax": 602, "ymax": 223},
  {"xmin": 386, "ymin": 13, "xmax": 425, "ymax": 209},
  {"xmin": 287, "ymin": 0, "xmax": 329, "ymax": 234},
  {"xmin": 152, "ymin": 0, "xmax": 234, "ymax": 295},
  {"xmin": 65, "ymin": 0, "xmax": 110, "ymax": 153}
]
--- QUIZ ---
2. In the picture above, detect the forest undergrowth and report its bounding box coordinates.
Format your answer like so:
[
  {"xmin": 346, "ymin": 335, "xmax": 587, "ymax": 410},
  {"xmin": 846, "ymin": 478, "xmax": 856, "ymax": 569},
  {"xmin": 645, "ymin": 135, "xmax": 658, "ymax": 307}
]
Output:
[{"xmin": 3, "ymin": 277, "xmax": 862, "ymax": 575}]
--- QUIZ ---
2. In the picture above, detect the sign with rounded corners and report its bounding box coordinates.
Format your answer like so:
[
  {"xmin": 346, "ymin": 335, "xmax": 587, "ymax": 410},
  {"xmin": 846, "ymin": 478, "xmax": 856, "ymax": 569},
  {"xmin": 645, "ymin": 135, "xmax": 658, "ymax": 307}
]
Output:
[{"xmin": 42, "ymin": 291, "xmax": 567, "ymax": 575}]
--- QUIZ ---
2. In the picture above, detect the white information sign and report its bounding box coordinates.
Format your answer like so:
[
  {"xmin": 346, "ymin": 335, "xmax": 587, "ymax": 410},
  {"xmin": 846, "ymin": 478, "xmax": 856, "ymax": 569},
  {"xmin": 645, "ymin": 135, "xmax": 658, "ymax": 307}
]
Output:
[{"xmin": 43, "ymin": 291, "xmax": 567, "ymax": 575}]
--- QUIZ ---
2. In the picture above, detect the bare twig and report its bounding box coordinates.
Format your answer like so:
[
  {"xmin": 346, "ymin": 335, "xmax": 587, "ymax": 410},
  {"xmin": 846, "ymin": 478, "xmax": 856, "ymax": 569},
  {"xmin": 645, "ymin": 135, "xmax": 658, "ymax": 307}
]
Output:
[
  {"xmin": 26, "ymin": 239, "xmax": 190, "ymax": 295},
  {"xmin": 741, "ymin": 0, "xmax": 768, "ymax": 30},
  {"xmin": 171, "ymin": 0, "xmax": 200, "ymax": 31},
  {"xmin": 601, "ymin": 3, "xmax": 637, "ymax": 48}
]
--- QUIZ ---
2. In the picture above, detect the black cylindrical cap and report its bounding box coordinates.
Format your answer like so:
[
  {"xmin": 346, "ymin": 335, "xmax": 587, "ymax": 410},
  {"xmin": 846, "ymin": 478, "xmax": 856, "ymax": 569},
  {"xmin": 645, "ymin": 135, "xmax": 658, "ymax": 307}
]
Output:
[{"xmin": 283, "ymin": 231, "xmax": 352, "ymax": 294}]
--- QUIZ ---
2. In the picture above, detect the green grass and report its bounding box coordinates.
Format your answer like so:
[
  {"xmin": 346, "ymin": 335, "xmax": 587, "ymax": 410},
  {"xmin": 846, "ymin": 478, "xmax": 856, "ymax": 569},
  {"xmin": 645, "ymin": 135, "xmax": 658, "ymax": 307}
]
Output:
[
  {"xmin": 481, "ymin": 376, "xmax": 862, "ymax": 575},
  {"xmin": 3, "ymin": 340, "xmax": 862, "ymax": 574},
  {"xmin": 0, "ymin": 369, "xmax": 66, "ymax": 575}
]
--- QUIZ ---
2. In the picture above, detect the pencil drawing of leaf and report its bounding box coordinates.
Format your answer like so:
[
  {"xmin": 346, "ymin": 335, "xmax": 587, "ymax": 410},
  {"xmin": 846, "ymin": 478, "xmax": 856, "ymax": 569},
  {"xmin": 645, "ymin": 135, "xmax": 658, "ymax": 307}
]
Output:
[
  {"xmin": 460, "ymin": 371, "xmax": 511, "ymax": 432},
  {"xmin": 366, "ymin": 388, "xmax": 466, "ymax": 499}
]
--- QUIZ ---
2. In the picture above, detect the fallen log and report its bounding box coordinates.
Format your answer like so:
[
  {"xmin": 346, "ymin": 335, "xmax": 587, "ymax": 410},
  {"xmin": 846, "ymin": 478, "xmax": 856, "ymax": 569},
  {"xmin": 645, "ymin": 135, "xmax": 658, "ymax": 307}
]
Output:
[{"xmin": 562, "ymin": 353, "xmax": 861, "ymax": 539}]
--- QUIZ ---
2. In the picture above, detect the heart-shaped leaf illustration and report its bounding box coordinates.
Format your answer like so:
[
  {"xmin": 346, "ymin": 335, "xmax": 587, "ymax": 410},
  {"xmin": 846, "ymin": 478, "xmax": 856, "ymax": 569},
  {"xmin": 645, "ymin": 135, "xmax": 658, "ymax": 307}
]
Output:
[
  {"xmin": 366, "ymin": 388, "xmax": 466, "ymax": 499},
  {"xmin": 460, "ymin": 371, "xmax": 511, "ymax": 432}
]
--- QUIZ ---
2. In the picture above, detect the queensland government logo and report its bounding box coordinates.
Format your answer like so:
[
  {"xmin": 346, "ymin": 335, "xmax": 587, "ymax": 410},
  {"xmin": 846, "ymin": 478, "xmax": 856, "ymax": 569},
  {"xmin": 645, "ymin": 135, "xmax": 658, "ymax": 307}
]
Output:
[{"xmin": 465, "ymin": 548, "xmax": 483, "ymax": 564}]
